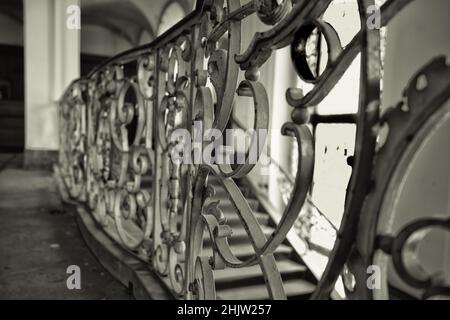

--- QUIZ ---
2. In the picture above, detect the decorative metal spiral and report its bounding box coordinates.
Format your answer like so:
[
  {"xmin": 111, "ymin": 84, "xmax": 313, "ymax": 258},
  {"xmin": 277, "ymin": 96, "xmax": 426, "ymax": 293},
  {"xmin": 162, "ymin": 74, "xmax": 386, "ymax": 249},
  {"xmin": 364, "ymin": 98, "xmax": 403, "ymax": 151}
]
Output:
[{"xmin": 57, "ymin": 0, "xmax": 445, "ymax": 300}]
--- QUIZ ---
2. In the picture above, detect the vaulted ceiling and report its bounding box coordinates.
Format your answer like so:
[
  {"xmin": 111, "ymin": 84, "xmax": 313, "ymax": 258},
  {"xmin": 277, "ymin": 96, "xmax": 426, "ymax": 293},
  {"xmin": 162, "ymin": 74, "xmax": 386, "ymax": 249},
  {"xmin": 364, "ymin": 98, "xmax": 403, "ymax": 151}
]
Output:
[
  {"xmin": 80, "ymin": 0, "xmax": 194, "ymax": 45},
  {"xmin": 0, "ymin": 0, "xmax": 195, "ymax": 46},
  {"xmin": 81, "ymin": 0, "xmax": 155, "ymax": 45}
]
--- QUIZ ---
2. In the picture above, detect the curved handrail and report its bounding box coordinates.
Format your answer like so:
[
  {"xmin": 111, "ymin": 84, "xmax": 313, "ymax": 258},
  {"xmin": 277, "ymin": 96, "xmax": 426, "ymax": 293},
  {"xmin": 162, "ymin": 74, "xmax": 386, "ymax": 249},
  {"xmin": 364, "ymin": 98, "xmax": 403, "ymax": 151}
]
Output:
[{"xmin": 56, "ymin": 0, "xmax": 437, "ymax": 300}]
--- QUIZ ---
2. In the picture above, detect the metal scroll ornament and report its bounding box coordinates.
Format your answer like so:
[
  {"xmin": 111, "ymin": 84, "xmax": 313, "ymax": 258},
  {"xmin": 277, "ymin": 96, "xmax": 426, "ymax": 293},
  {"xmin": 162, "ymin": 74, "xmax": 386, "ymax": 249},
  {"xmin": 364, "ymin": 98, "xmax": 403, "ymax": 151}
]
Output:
[{"xmin": 57, "ymin": 0, "xmax": 443, "ymax": 300}]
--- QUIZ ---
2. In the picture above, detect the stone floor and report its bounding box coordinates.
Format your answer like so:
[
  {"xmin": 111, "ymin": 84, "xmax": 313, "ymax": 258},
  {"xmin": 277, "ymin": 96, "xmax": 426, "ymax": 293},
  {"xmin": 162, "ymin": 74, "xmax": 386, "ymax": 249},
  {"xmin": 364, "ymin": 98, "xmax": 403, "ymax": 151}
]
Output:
[{"xmin": 0, "ymin": 153, "xmax": 132, "ymax": 299}]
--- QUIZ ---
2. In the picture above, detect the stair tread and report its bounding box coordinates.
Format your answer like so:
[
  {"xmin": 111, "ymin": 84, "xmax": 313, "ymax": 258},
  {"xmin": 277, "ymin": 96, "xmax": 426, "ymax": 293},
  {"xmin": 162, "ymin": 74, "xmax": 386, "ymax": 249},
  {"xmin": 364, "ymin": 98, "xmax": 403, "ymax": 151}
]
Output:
[
  {"xmin": 226, "ymin": 225, "xmax": 274, "ymax": 238},
  {"xmin": 203, "ymin": 243, "xmax": 292, "ymax": 258},
  {"xmin": 224, "ymin": 211, "xmax": 268, "ymax": 224},
  {"xmin": 209, "ymin": 194, "xmax": 258, "ymax": 203},
  {"xmin": 213, "ymin": 259, "xmax": 307, "ymax": 283},
  {"xmin": 203, "ymin": 225, "xmax": 273, "ymax": 246},
  {"xmin": 208, "ymin": 198, "xmax": 259, "ymax": 212},
  {"xmin": 176, "ymin": 211, "xmax": 268, "ymax": 229},
  {"xmin": 217, "ymin": 278, "xmax": 316, "ymax": 300}
]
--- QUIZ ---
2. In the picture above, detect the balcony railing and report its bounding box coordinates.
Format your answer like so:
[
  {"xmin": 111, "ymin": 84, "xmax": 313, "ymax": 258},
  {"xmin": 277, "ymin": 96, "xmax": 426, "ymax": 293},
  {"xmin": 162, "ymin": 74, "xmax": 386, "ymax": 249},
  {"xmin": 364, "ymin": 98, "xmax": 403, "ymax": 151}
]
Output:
[{"xmin": 57, "ymin": 0, "xmax": 450, "ymax": 299}]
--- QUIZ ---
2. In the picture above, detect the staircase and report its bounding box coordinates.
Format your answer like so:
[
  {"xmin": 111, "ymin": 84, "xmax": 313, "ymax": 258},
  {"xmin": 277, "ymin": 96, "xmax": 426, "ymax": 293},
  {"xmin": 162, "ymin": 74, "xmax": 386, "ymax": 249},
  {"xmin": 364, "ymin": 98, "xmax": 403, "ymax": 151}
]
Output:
[
  {"xmin": 198, "ymin": 176, "xmax": 317, "ymax": 300},
  {"xmin": 56, "ymin": 164, "xmax": 318, "ymax": 300},
  {"xmin": 138, "ymin": 164, "xmax": 318, "ymax": 299}
]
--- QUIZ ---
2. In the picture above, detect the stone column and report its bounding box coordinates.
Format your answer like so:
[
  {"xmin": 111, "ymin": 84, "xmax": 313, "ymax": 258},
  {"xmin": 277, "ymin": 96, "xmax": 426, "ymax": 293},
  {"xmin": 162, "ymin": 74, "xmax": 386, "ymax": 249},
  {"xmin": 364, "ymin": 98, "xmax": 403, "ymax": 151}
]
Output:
[
  {"xmin": 24, "ymin": 0, "xmax": 79, "ymax": 168},
  {"xmin": 267, "ymin": 46, "xmax": 297, "ymax": 212}
]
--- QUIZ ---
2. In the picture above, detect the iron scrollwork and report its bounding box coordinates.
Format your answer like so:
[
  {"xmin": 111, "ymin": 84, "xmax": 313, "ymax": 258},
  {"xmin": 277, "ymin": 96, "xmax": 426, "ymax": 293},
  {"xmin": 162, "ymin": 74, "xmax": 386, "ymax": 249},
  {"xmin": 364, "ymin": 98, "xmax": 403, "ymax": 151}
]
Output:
[{"xmin": 57, "ymin": 0, "xmax": 447, "ymax": 300}]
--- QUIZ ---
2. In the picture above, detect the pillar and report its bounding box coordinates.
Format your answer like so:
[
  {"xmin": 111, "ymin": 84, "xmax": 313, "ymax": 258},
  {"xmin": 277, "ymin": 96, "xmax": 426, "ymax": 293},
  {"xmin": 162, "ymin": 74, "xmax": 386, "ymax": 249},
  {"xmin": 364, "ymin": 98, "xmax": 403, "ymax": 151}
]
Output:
[
  {"xmin": 267, "ymin": 46, "xmax": 297, "ymax": 212},
  {"xmin": 24, "ymin": 0, "xmax": 80, "ymax": 168}
]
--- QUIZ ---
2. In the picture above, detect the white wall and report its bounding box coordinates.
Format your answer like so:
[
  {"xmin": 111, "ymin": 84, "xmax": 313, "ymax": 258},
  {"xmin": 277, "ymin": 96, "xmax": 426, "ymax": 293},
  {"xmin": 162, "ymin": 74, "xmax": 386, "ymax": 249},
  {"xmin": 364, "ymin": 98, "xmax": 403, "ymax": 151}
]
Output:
[
  {"xmin": 81, "ymin": 24, "xmax": 131, "ymax": 56},
  {"xmin": 24, "ymin": 0, "xmax": 80, "ymax": 151},
  {"xmin": 311, "ymin": 1, "xmax": 360, "ymax": 227}
]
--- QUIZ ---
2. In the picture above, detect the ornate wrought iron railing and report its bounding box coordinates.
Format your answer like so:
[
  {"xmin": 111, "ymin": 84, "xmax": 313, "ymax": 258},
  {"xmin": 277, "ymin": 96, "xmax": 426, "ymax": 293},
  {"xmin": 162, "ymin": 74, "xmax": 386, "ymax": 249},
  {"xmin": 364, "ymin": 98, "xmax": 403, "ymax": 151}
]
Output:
[{"xmin": 58, "ymin": 0, "xmax": 450, "ymax": 299}]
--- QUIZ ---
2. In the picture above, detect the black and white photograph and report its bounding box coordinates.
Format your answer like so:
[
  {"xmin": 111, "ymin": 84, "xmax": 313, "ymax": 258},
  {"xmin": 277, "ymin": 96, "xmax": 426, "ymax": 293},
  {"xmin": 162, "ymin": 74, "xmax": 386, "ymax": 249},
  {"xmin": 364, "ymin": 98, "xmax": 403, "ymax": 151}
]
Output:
[{"xmin": 0, "ymin": 0, "xmax": 448, "ymax": 306}]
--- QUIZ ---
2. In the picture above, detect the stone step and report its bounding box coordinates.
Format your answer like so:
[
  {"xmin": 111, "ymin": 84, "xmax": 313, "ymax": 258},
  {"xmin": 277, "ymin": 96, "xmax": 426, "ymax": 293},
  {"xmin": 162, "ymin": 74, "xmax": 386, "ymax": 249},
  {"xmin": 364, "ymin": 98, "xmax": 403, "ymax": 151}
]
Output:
[
  {"xmin": 203, "ymin": 225, "xmax": 274, "ymax": 246},
  {"xmin": 202, "ymin": 243, "xmax": 292, "ymax": 261},
  {"xmin": 213, "ymin": 258, "xmax": 308, "ymax": 290},
  {"xmin": 217, "ymin": 278, "xmax": 316, "ymax": 300},
  {"xmin": 223, "ymin": 211, "xmax": 270, "ymax": 227}
]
